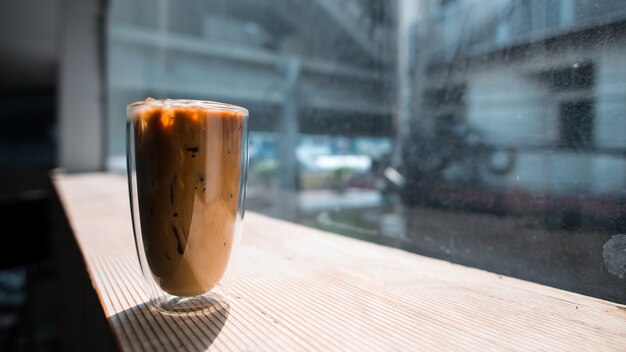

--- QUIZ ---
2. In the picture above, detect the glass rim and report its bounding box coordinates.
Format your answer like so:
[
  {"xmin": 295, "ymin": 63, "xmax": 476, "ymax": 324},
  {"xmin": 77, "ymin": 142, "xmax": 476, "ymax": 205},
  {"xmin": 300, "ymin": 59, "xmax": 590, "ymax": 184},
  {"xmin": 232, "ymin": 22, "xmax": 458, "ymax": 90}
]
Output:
[{"xmin": 127, "ymin": 98, "xmax": 248, "ymax": 115}]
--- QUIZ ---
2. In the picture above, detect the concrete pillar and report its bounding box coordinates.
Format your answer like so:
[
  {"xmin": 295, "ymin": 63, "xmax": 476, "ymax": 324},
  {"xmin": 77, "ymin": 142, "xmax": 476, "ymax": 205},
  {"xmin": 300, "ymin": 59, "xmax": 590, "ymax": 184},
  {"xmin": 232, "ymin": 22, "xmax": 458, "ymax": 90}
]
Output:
[
  {"xmin": 393, "ymin": 0, "xmax": 424, "ymax": 166},
  {"xmin": 58, "ymin": 0, "xmax": 106, "ymax": 172},
  {"xmin": 276, "ymin": 57, "xmax": 301, "ymax": 221},
  {"xmin": 278, "ymin": 58, "xmax": 301, "ymax": 191}
]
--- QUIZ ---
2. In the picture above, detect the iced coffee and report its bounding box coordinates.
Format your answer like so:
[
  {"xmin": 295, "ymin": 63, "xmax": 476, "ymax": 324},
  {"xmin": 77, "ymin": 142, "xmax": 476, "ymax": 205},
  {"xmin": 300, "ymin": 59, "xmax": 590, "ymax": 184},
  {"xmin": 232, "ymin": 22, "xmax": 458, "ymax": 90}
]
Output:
[{"xmin": 128, "ymin": 98, "xmax": 246, "ymax": 297}]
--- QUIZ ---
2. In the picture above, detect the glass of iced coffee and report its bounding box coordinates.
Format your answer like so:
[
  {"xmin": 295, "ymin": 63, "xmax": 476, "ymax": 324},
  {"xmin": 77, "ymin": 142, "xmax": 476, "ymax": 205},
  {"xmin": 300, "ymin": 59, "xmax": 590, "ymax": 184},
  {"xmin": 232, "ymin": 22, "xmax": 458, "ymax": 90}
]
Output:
[{"xmin": 126, "ymin": 98, "xmax": 248, "ymax": 314}]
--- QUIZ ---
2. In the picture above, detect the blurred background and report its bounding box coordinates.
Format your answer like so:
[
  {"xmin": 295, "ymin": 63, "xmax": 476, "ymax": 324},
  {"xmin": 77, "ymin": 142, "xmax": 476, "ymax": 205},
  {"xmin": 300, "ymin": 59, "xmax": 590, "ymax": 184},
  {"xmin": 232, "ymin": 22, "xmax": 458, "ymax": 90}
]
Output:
[{"xmin": 1, "ymin": 0, "xmax": 626, "ymax": 350}]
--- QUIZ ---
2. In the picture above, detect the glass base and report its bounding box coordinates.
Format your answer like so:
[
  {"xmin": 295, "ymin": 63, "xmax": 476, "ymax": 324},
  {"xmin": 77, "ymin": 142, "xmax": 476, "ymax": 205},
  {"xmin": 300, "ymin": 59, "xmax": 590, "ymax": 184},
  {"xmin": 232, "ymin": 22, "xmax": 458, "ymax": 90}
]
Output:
[{"xmin": 152, "ymin": 286, "xmax": 229, "ymax": 315}]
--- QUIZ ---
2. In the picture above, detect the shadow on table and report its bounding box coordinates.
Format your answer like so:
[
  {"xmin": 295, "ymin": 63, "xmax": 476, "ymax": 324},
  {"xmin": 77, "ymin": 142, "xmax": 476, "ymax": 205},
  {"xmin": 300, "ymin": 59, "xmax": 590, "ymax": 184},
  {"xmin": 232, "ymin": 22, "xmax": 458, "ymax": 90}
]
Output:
[{"xmin": 108, "ymin": 300, "xmax": 230, "ymax": 351}]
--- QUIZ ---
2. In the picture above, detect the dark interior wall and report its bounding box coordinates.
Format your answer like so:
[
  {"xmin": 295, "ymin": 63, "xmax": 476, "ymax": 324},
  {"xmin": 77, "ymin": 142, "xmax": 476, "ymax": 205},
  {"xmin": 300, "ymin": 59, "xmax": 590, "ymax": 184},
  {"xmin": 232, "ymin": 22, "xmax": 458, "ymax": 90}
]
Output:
[
  {"xmin": 0, "ymin": 0, "xmax": 60, "ymax": 91},
  {"xmin": 0, "ymin": 2, "xmax": 64, "ymax": 350},
  {"xmin": 0, "ymin": 0, "xmax": 61, "ymax": 169},
  {"xmin": 0, "ymin": 0, "xmax": 62, "ymax": 267}
]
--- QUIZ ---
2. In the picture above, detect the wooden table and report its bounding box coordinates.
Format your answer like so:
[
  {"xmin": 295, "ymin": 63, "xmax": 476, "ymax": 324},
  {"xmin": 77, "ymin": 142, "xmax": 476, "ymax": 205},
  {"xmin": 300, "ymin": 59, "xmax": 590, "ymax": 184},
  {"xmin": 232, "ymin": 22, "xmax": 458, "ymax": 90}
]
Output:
[{"xmin": 53, "ymin": 173, "xmax": 626, "ymax": 351}]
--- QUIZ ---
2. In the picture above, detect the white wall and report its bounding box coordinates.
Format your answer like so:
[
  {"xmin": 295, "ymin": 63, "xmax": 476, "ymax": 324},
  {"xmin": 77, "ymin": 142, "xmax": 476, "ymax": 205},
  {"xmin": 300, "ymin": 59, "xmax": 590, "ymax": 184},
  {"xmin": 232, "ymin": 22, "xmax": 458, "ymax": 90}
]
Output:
[
  {"xmin": 592, "ymin": 36, "xmax": 626, "ymax": 195},
  {"xmin": 467, "ymin": 67, "xmax": 556, "ymax": 146}
]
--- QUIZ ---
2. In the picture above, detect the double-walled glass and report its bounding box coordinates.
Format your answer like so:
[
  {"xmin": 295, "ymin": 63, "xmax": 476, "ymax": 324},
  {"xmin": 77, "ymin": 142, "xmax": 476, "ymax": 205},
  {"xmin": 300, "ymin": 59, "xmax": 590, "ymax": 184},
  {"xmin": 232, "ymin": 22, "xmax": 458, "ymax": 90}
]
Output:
[{"xmin": 126, "ymin": 99, "xmax": 248, "ymax": 314}]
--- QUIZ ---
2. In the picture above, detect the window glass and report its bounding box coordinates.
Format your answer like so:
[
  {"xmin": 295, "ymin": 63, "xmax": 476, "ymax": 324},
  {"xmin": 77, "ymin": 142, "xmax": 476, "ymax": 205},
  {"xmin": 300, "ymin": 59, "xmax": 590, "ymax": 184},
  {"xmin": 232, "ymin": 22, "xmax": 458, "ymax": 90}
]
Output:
[{"xmin": 107, "ymin": 0, "xmax": 626, "ymax": 303}]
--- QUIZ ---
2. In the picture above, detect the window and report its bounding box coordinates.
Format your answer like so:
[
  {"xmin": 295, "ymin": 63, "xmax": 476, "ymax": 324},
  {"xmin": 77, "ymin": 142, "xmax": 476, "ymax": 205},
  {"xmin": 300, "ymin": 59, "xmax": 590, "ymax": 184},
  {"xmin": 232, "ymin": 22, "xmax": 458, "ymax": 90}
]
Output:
[
  {"xmin": 539, "ymin": 63, "xmax": 596, "ymax": 150},
  {"xmin": 559, "ymin": 100, "xmax": 593, "ymax": 149},
  {"xmin": 107, "ymin": 0, "xmax": 626, "ymax": 304}
]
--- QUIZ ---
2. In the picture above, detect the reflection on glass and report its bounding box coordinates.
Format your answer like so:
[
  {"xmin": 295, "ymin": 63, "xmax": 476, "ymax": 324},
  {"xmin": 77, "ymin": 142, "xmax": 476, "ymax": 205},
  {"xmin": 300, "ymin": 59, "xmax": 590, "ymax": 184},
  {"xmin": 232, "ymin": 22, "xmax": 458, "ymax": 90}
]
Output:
[{"xmin": 108, "ymin": 0, "xmax": 626, "ymax": 303}]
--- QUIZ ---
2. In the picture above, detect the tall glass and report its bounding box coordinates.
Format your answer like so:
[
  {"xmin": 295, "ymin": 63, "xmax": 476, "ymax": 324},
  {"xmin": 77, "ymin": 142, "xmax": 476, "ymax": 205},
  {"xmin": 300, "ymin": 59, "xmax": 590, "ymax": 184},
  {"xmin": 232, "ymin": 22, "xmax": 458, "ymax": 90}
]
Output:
[{"xmin": 126, "ymin": 98, "xmax": 248, "ymax": 314}]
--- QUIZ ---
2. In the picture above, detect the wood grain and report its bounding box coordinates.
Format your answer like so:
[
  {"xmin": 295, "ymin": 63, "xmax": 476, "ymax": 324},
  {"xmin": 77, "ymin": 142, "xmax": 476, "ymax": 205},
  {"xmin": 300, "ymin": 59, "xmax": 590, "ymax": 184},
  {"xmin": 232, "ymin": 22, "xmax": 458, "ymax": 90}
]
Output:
[{"xmin": 53, "ymin": 173, "xmax": 626, "ymax": 351}]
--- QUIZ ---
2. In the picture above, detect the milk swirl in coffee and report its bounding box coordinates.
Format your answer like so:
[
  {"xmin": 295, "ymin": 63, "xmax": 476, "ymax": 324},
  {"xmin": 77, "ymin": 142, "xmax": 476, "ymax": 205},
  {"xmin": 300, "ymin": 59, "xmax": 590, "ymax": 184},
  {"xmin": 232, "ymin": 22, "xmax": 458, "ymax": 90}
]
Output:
[{"xmin": 129, "ymin": 98, "xmax": 245, "ymax": 296}]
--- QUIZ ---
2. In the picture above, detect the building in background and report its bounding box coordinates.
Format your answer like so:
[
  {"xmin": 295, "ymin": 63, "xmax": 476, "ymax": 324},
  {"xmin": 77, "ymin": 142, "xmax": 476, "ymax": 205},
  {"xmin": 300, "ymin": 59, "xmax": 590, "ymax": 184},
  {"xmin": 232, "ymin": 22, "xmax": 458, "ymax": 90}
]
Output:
[{"xmin": 400, "ymin": 0, "xmax": 626, "ymax": 229}]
